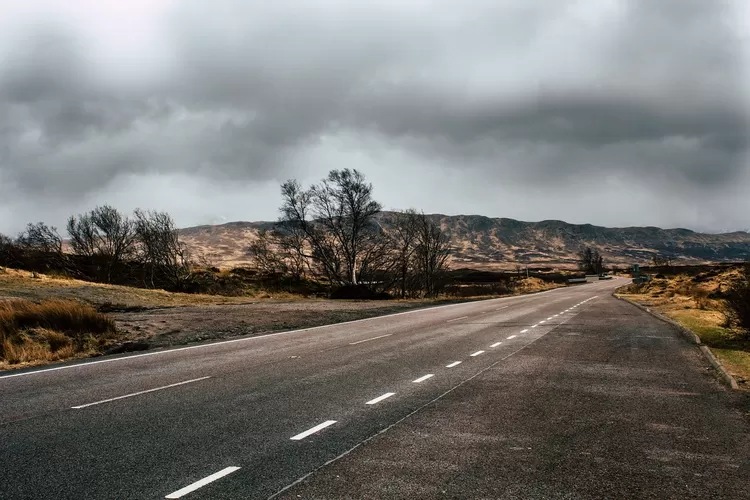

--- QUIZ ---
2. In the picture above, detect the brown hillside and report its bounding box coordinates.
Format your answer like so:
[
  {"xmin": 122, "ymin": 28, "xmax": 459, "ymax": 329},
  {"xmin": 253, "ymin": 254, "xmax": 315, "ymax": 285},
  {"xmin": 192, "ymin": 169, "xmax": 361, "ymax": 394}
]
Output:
[{"xmin": 179, "ymin": 213, "xmax": 750, "ymax": 270}]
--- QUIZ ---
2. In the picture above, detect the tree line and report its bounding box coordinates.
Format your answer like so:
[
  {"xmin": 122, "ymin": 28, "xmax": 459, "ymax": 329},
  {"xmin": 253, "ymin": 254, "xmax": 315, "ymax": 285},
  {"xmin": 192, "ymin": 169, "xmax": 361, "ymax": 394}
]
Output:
[
  {"xmin": 249, "ymin": 169, "xmax": 451, "ymax": 297},
  {"xmin": 0, "ymin": 206, "xmax": 191, "ymax": 291},
  {"xmin": 0, "ymin": 169, "xmax": 452, "ymax": 297}
]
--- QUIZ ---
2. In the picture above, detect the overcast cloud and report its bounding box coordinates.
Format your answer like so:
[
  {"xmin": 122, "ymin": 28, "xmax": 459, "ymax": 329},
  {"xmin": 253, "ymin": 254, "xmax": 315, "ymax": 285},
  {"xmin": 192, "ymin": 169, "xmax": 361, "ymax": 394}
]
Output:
[{"xmin": 0, "ymin": 0, "xmax": 748, "ymax": 235}]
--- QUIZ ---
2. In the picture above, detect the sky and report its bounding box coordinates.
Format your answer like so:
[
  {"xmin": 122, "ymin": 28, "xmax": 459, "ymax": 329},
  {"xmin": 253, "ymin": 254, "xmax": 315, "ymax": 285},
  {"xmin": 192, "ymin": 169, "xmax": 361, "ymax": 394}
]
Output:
[{"xmin": 0, "ymin": 0, "xmax": 749, "ymax": 235}]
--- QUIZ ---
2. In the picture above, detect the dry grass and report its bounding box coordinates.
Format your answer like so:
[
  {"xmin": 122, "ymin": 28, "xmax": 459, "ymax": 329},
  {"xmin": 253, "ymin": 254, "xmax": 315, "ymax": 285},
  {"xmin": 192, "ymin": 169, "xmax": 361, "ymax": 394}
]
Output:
[
  {"xmin": 0, "ymin": 298, "xmax": 117, "ymax": 367},
  {"xmin": 618, "ymin": 269, "xmax": 750, "ymax": 390},
  {"xmin": 0, "ymin": 268, "xmax": 281, "ymax": 309},
  {"xmin": 515, "ymin": 276, "xmax": 563, "ymax": 294}
]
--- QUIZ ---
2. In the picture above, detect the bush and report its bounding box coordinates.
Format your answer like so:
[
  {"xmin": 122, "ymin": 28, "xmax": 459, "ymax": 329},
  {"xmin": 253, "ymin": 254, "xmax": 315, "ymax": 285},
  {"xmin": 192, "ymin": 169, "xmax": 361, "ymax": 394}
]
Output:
[
  {"xmin": 725, "ymin": 265, "xmax": 750, "ymax": 337},
  {"xmin": 0, "ymin": 299, "xmax": 116, "ymax": 363}
]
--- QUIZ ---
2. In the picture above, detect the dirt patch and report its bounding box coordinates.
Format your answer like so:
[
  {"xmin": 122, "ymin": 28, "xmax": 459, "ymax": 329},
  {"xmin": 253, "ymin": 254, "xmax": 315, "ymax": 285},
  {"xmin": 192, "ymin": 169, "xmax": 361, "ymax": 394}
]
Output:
[{"xmin": 111, "ymin": 300, "xmax": 438, "ymax": 347}]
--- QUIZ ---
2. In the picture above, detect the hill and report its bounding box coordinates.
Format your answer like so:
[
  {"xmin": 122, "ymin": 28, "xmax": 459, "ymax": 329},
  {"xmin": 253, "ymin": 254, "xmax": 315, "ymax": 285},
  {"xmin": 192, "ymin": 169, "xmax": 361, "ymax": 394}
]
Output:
[{"xmin": 179, "ymin": 213, "xmax": 750, "ymax": 270}]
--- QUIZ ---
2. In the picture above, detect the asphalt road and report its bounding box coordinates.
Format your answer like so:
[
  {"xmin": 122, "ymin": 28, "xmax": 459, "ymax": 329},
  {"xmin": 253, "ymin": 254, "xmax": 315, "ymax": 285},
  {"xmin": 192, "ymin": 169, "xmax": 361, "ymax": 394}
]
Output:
[{"xmin": 1, "ymin": 278, "xmax": 748, "ymax": 499}]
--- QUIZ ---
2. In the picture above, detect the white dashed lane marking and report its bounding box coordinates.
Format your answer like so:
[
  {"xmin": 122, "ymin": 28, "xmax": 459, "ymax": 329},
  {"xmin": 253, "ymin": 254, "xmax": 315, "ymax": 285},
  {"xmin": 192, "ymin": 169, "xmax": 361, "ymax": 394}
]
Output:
[
  {"xmin": 165, "ymin": 467, "xmax": 241, "ymax": 499},
  {"xmin": 507, "ymin": 335, "xmax": 517, "ymax": 340},
  {"xmin": 447, "ymin": 316, "xmax": 469, "ymax": 323},
  {"xmin": 366, "ymin": 393, "xmax": 396, "ymax": 405},
  {"xmin": 412, "ymin": 374, "xmax": 434, "ymax": 383},
  {"xmin": 490, "ymin": 342, "xmax": 502, "ymax": 348},
  {"xmin": 349, "ymin": 334, "xmax": 393, "ymax": 345},
  {"xmin": 446, "ymin": 361, "xmax": 462, "ymax": 368},
  {"xmin": 470, "ymin": 350, "xmax": 485, "ymax": 357},
  {"xmin": 71, "ymin": 376, "xmax": 211, "ymax": 409},
  {"xmin": 290, "ymin": 420, "xmax": 338, "ymax": 441}
]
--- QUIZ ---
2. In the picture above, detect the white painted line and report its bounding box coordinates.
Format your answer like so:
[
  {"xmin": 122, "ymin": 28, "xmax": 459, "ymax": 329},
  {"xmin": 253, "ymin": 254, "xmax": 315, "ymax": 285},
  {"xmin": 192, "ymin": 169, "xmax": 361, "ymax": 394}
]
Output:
[
  {"xmin": 349, "ymin": 333, "xmax": 392, "ymax": 345},
  {"xmin": 521, "ymin": 329, "xmax": 529, "ymax": 333},
  {"xmin": 413, "ymin": 374, "xmax": 434, "ymax": 383},
  {"xmin": 470, "ymin": 350, "xmax": 485, "ymax": 357},
  {"xmin": 547, "ymin": 317, "xmax": 554, "ymax": 321},
  {"xmin": 539, "ymin": 320, "xmax": 546, "ymax": 324},
  {"xmin": 71, "ymin": 376, "xmax": 211, "ymax": 409},
  {"xmin": 447, "ymin": 316, "xmax": 469, "ymax": 323},
  {"xmin": 531, "ymin": 324, "xmax": 538, "ymax": 328},
  {"xmin": 490, "ymin": 342, "xmax": 502, "ymax": 348},
  {"xmin": 165, "ymin": 466, "xmax": 241, "ymax": 499},
  {"xmin": 446, "ymin": 361, "xmax": 462, "ymax": 368},
  {"xmin": 290, "ymin": 420, "xmax": 337, "ymax": 441},
  {"xmin": 507, "ymin": 335, "xmax": 517, "ymax": 340},
  {"xmin": 366, "ymin": 392, "xmax": 396, "ymax": 405}
]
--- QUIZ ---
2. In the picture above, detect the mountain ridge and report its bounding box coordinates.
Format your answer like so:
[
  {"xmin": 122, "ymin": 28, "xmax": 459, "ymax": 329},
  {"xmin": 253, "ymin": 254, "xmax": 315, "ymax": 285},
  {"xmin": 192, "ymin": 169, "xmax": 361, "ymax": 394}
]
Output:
[{"xmin": 179, "ymin": 212, "xmax": 750, "ymax": 270}]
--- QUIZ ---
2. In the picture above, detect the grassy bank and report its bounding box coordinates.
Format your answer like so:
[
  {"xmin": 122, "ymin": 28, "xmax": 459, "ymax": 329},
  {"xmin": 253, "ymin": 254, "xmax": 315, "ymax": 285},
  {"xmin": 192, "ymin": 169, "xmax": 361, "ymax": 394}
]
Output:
[
  {"xmin": 0, "ymin": 298, "xmax": 118, "ymax": 368},
  {"xmin": 617, "ymin": 269, "xmax": 750, "ymax": 390}
]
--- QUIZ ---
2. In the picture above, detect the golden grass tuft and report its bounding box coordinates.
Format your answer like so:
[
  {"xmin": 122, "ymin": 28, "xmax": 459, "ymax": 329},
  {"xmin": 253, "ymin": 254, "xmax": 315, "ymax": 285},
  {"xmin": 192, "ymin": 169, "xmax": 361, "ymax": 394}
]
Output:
[{"xmin": 0, "ymin": 299, "xmax": 116, "ymax": 366}]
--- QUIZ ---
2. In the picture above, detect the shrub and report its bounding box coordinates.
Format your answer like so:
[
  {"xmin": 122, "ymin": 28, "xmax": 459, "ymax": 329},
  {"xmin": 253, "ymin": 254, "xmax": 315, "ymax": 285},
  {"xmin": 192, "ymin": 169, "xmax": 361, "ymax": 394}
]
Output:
[
  {"xmin": 724, "ymin": 265, "xmax": 750, "ymax": 337},
  {"xmin": 0, "ymin": 299, "xmax": 116, "ymax": 363}
]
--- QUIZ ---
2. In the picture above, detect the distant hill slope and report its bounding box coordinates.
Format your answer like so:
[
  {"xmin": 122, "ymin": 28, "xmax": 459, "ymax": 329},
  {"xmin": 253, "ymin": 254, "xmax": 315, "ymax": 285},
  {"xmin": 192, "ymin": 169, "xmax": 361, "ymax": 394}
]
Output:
[{"xmin": 179, "ymin": 213, "xmax": 750, "ymax": 270}]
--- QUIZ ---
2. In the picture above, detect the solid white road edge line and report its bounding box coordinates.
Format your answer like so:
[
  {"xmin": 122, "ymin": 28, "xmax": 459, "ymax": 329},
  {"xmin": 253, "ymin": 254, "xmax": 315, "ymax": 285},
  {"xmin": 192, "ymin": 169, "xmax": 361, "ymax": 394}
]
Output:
[
  {"xmin": 490, "ymin": 342, "xmax": 502, "ymax": 348},
  {"xmin": 470, "ymin": 350, "xmax": 485, "ymax": 357},
  {"xmin": 412, "ymin": 374, "xmax": 434, "ymax": 383},
  {"xmin": 165, "ymin": 466, "xmax": 241, "ymax": 499},
  {"xmin": 290, "ymin": 420, "xmax": 338, "ymax": 441},
  {"xmin": 71, "ymin": 376, "xmax": 211, "ymax": 409},
  {"xmin": 446, "ymin": 361, "xmax": 462, "ymax": 368},
  {"xmin": 349, "ymin": 333, "xmax": 393, "ymax": 345},
  {"xmin": 1, "ymin": 285, "xmax": 576, "ymax": 380},
  {"xmin": 366, "ymin": 392, "xmax": 396, "ymax": 405}
]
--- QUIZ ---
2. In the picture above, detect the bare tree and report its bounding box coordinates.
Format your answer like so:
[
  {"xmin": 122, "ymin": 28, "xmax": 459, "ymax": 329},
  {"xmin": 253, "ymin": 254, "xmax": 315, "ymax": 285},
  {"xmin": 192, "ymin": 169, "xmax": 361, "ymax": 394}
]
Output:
[
  {"xmin": 67, "ymin": 205, "xmax": 136, "ymax": 282},
  {"xmin": 247, "ymin": 229, "xmax": 288, "ymax": 277},
  {"xmin": 413, "ymin": 213, "xmax": 451, "ymax": 297},
  {"xmin": 577, "ymin": 246, "xmax": 604, "ymax": 275},
  {"xmin": 16, "ymin": 222, "xmax": 63, "ymax": 255},
  {"xmin": 90, "ymin": 205, "xmax": 136, "ymax": 268},
  {"xmin": 0, "ymin": 233, "xmax": 21, "ymax": 268},
  {"xmin": 276, "ymin": 228, "xmax": 308, "ymax": 281},
  {"xmin": 390, "ymin": 210, "xmax": 421, "ymax": 298},
  {"xmin": 279, "ymin": 169, "xmax": 382, "ymax": 286},
  {"xmin": 133, "ymin": 209, "xmax": 191, "ymax": 289},
  {"xmin": 67, "ymin": 214, "xmax": 97, "ymax": 257}
]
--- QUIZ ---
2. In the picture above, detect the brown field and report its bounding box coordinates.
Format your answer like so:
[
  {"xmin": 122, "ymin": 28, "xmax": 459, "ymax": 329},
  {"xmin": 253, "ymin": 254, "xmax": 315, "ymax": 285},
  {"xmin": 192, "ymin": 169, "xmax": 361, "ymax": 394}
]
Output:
[{"xmin": 617, "ymin": 268, "xmax": 750, "ymax": 390}]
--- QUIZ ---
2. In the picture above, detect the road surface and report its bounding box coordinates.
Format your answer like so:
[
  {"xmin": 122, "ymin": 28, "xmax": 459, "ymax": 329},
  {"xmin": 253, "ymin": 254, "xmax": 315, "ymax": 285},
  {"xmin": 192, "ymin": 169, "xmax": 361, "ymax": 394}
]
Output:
[{"xmin": 1, "ymin": 278, "xmax": 748, "ymax": 499}]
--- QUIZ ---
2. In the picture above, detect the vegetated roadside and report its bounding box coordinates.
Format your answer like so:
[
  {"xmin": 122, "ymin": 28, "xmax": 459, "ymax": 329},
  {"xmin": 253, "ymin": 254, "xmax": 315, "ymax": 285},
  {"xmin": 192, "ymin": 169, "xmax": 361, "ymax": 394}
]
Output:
[
  {"xmin": 617, "ymin": 264, "xmax": 750, "ymax": 390},
  {"xmin": 0, "ymin": 267, "xmax": 563, "ymax": 370}
]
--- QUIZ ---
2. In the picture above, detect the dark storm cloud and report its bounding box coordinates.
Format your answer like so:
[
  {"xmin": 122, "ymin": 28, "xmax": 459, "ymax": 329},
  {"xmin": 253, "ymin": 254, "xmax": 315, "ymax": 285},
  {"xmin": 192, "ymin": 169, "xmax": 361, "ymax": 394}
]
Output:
[{"xmin": 0, "ymin": 0, "xmax": 747, "ymax": 232}]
